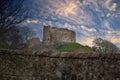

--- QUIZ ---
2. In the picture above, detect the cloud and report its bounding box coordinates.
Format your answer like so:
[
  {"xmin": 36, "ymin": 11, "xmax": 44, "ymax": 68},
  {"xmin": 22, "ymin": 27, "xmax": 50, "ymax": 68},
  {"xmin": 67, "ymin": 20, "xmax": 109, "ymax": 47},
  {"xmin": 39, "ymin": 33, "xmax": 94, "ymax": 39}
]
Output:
[
  {"xmin": 103, "ymin": 20, "xmax": 112, "ymax": 30},
  {"xmin": 80, "ymin": 25, "xmax": 96, "ymax": 32},
  {"xmin": 56, "ymin": 2, "xmax": 77, "ymax": 16},
  {"xmin": 104, "ymin": 0, "xmax": 117, "ymax": 11},
  {"xmin": 106, "ymin": 36, "xmax": 120, "ymax": 43},
  {"xmin": 79, "ymin": 29, "xmax": 120, "ymax": 47},
  {"xmin": 99, "ymin": 27, "xmax": 120, "ymax": 47},
  {"xmin": 32, "ymin": 0, "xmax": 95, "ymax": 26},
  {"xmin": 105, "ymin": 33, "xmax": 120, "ymax": 47},
  {"xmin": 61, "ymin": 23, "xmax": 96, "ymax": 34},
  {"xmin": 63, "ymin": 23, "xmax": 78, "ymax": 30},
  {"xmin": 82, "ymin": 0, "xmax": 100, "ymax": 11},
  {"xmin": 104, "ymin": 0, "xmax": 111, "ymax": 9},
  {"xmin": 101, "ymin": 20, "xmax": 120, "ymax": 47},
  {"xmin": 43, "ymin": 21, "xmax": 53, "ymax": 26},
  {"xmin": 106, "ymin": 13, "xmax": 111, "ymax": 17},
  {"xmin": 29, "ymin": 0, "xmax": 119, "ymax": 26},
  {"xmin": 79, "ymin": 36, "xmax": 95, "ymax": 47},
  {"xmin": 109, "ymin": 3, "xmax": 117, "ymax": 11},
  {"xmin": 26, "ymin": 19, "xmax": 39, "ymax": 24}
]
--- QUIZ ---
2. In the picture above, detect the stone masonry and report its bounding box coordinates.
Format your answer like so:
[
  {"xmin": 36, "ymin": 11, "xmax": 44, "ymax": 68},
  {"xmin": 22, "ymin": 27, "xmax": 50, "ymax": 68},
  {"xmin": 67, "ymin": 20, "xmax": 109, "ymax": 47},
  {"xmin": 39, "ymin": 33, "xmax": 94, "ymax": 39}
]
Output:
[
  {"xmin": 1, "ymin": 50, "xmax": 120, "ymax": 80},
  {"xmin": 28, "ymin": 38, "xmax": 41, "ymax": 48},
  {"xmin": 43, "ymin": 26, "xmax": 76, "ymax": 45}
]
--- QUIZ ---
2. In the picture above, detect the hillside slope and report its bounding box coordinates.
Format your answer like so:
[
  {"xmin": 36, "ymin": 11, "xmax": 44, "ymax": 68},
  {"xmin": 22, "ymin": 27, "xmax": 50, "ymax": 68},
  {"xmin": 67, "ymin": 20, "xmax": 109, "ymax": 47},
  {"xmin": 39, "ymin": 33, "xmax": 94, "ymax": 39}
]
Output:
[{"xmin": 55, "ymin": 43, "xmax": 95, "ymax": 53}]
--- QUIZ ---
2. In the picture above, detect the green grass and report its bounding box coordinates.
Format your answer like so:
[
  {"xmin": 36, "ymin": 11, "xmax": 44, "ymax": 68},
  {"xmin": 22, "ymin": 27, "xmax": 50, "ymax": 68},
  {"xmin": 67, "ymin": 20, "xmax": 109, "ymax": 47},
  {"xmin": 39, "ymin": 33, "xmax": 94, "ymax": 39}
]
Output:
[
  {"xmin": 55, "ymin": 42, "xmax": 95, "ymax": 53},
  {"xmin": 0, "ymin": 42, "xmax": 95, "ymax": 53}
]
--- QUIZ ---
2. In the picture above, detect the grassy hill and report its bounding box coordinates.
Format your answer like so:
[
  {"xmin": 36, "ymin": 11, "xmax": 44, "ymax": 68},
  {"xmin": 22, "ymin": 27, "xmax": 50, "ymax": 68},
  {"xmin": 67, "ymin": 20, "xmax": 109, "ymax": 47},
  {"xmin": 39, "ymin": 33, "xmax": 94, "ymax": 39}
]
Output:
[
  {"xmin": 55, "ymin": 42, "xmax": 95, "ymax": 53},
  {"xmin": 0, "ymin": 42, "xmax": 95, "ymax": 53}
]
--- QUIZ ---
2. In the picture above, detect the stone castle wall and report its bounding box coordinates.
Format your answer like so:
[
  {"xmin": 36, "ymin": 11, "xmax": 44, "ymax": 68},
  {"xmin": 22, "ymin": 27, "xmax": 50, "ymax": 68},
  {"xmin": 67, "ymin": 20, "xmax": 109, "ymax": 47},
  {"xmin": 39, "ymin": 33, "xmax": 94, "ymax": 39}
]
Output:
[
  {"xmin": 43, "ymin": 26, "xmax": 76, "ymax": 45},
  {"xmin": 0, "ymin": 50, "xmax": 120, "ymax": 80},
  {"xmin": 28, "ymin": 38, "xmax": 41, "ymax": 48}
]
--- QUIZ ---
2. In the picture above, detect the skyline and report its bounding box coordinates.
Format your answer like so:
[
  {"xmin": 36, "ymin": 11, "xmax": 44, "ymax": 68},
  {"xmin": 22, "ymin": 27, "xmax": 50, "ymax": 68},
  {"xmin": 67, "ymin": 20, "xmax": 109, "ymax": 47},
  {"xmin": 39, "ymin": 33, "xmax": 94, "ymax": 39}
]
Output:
[{"xmin": 22, "ymin": 0, "xmax": 120, "ymax": 47}]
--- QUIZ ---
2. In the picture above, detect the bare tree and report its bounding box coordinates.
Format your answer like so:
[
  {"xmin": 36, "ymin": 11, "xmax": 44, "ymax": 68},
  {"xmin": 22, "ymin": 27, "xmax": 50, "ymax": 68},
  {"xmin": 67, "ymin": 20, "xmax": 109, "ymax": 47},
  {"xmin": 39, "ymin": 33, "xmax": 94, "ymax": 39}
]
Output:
[
  {"xmin": 0, "ymin": 0, "xmax": 27, "ymax": 48},
  {"xmin": 5, "ymin": 26, "xmax": 23, "ymax": 48},
  {"xmin": 93, "ymin": 38, "xmax": 118, "ymax": 53},
  {"xmin": 19, "ymin": 27, "xmax": 36, "ymax": 48},
  {"xmin": 1, "ymin": 26, "xmax": 36, "ymax": 49},
  {"xmin": 19, "ymin": 27, "xmax": 36, "ymax": 42},
  {"xmin": 0, "ymin": 0, "xmax": 27, "ymax": 28}
]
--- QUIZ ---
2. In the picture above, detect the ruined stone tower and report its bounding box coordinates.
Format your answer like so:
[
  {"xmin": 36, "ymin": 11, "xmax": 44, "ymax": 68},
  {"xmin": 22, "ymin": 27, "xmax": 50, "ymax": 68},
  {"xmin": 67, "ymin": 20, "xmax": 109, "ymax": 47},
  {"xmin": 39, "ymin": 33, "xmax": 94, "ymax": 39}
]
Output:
[
  {"xmin": 43, "ymin": 26, "xmax": 76, "ymax": 45},
  {"xmin": 28, "ymin": 38, "xmax": 41, "ymax": 48}
]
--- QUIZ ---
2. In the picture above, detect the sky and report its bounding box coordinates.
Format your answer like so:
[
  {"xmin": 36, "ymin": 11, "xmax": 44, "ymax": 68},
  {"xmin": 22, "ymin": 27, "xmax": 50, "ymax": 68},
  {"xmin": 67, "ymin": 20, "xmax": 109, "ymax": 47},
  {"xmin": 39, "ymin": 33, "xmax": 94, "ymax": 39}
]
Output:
[{"xmin": 22, "ymin": 0, "xmax": 120, "ymax": 47}]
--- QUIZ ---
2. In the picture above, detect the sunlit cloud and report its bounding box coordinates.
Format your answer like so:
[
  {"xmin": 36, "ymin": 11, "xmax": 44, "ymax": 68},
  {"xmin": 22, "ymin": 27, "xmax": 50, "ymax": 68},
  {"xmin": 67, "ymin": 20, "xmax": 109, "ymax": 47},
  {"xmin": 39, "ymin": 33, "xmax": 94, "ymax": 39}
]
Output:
[
  {"xmin": 35, "ymin": 0, "xmax": 95, "ymax": 26},
  {"xmin": 107, "ymin": 36, "xmax": 120, "ymax": 43},
  {"xmin": 109, "ymin": 3, "xmax": 117, "ymax": 11},
  {"xmin": 104, "ymin": 0, "xmax": 111, "ymax": 9},
  {"xmin": 79, "ymin": 36, "xmax": 95, "ymax": 47},
  {"xmin": 103, "ymin": 0, "xmax": 117, "ymax": 11},
  {"xmin": 56, "ymin": 2, "xmax": 77, "ymax": 16},
  {"xmin": 98, "ymin": 28, "xmax": 120, "ymax": 47},
  {"xmin": 103, "ymin": 20, "xmax": 112, "ymax": 30},
  {"xmin": 81, "ymin": 25, "xmax": 96, "ymax": 32}
]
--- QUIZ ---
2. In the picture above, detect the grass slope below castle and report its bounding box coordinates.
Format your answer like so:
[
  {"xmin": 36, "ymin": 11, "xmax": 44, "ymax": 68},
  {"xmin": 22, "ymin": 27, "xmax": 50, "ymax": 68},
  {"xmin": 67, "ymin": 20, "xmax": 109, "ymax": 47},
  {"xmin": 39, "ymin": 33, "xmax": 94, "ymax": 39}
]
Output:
[
  {"xmin": 55, "ymin": 43, "xmax": 95, "ymax": 53},
  {"xmin": 0, "ymin": 42, "xmax": 95, "ymax": 53},
  {"xmin": 38, "ymin": 42, "xmax": 95, "ymax": 53}
]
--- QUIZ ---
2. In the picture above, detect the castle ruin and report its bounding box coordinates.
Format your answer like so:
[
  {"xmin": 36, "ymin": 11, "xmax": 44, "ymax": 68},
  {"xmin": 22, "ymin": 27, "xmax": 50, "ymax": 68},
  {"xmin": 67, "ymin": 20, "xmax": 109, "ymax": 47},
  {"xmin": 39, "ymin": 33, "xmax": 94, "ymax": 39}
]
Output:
[
  {"xmin": 28, "ymin": 38, "xmax": 41, "ymax": 48},
  {"xmin": 43, "ymin": 26, "xmax": 76, "ymax": 45}
]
